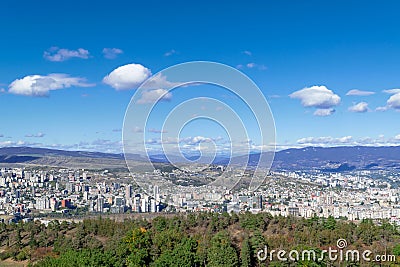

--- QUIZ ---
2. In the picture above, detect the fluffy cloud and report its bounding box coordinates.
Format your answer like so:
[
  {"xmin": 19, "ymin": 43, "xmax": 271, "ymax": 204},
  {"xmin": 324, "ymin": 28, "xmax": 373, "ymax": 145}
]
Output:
[
  {"xmin": 314, "ymin": 108, "xmax": 335, "ymax": 116},
  {"xmin": 25, "ymin": 132, "xmax": 45, "ymax": 138},
  {"xmin": 137, "ymin": 89, "xmax": 172, "ymax": 104},
  {"xmin": 103, "ymin": 63, "xmax": 151, "ymax": 90},
  {"xmin": 348, "ymin": 102, "xmax": 369, "ymax": 113},
  {"xmin": 378, "ymin": 89, "xmax": 400, "ymax": 111},
  {"xmin": 43, "ymin": 47, "xmax": 90, "ymax": 62},
  {"xmin": 242, "ymin": 50, "xmax": 252, "ymax": 56},
  {"xmin": 141, "ymin": 73, "xmax": 182, "ymax": 90},
  {"xmin": 387, "ymin": 93, "xmax": 400, "ymax": 109},
  {"xmin": 102, "ymin": 48, "xmax": 123, "ymax": 59},
  {"xmin": 8, "ymin": 74, "xmax": 94, "ymax": 96},
  {"xmin": 290, "ymin": 85, "xmax": 341, "ymax": 109},
  {"xmin": 346, "ymin": 89, "xmax": 375, "ymax": 96}
]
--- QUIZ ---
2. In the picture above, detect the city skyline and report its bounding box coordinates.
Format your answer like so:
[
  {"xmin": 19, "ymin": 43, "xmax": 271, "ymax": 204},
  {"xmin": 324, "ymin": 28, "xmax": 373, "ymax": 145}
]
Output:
[{"xmin": 1, "ymin": 1, "xmax": 400, "ymax": 154}]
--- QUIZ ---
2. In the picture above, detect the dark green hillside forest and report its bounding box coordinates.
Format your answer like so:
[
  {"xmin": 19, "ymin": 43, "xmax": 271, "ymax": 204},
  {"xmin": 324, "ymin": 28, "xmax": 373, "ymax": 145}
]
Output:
[{"xmin": 0, "ymin": 213, "xmax": 399, "ymax": 266}]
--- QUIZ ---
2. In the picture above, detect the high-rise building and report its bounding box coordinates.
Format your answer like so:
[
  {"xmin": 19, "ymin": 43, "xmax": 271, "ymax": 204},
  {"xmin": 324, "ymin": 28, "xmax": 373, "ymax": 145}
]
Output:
[
  {"xmin": 36, "ymin": 197, "xmax": 50, "ymax": 210},
  {"xmin": 133, "ymin": 197, "xmax": 140, "ymax": 212},
  {"xmin": 141, "ymin": 198, "xmax": 148, "ymax": 213},
  {"xmin": 150, "ymin": 198, "xmax": 156, "ymax": 213},
  {"xmin": 88, "ymin": 199, "xmax": 95, "ymax": 212},
  {"xmin": 96, "ymin": 196, "xmax": 104, "ymax": 212},
  {"xmin": 125, "ymin": 185, "xmax": 132, "ymax": 200},
  {"xmin": 50, "ymin": 198, "xmax": 58, "ymax": 211},
  {"xmin": 153, "ymin": 185, "xmax": 160, "ymax": 202}
]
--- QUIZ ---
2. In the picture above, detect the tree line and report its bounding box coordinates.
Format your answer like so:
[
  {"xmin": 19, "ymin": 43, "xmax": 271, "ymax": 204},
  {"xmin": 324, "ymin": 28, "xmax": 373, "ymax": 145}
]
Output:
[{"xmin": 0, "ymin": 213, "xmax": 399, "ymax": 266}]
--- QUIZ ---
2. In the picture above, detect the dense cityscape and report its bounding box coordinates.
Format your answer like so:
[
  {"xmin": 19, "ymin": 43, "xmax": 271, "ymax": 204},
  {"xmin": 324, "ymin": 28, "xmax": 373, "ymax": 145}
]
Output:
[{"xmin": 1, "ymin": 165, "xmax": 399, "ymax": 226}]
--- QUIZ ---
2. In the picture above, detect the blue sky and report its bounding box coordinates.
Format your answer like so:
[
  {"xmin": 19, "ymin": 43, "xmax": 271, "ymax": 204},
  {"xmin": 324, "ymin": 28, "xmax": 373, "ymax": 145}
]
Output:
[{"xmin": 1, "ymin": 0, "xmax": 400, "ymax": 153}]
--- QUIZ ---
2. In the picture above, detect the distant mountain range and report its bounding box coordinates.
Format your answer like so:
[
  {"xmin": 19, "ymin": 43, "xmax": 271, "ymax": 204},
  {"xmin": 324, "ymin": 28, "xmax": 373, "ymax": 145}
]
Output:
[
  {"xmin": 242, "ymin": 146, "xmax": 400, "ymax": 171},
  {"xmin": 0, "ymin": 146, "xmax": 124, "ymax": 160},
  {"xmin": 1, "ymin": 146, "xmax": 400, "ymax": 171}
]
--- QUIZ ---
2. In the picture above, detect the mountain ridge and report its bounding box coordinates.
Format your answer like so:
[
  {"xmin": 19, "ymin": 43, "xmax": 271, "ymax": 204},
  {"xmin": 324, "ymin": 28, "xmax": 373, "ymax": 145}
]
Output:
[{"xmin": 1, "ymin": 145, "xmax": 400, "ymax": 171}]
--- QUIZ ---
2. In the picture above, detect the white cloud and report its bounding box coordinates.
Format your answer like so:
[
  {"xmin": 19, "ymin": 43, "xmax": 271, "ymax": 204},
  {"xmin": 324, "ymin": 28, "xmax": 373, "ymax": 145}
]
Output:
[
  {"xmin": 25, "ymin": 132, "xmax": 45, "ymax": 138},
  {"xmin": 145, "ymin": 137, "xmax": 179, "ymax": 145},
  {"xmin": 294, "ymin": 135, "xmax": 400, "ymax": 147},
  {"xmin": 148, "ymin": 128, "xmax": 168, "ymax": 134},
  {"xmin": 102, "ymin": 48, "xmax": 123, "ymax": 59},
  {"xmin": 387, "ymin": 93, "xmax": 400, "ymax": 109},
  {"xmin": 297, "ymin": 136, "xmax": 353, "ymax": 145},
  {"xmin": 137, "ymin": 89, "xmax": 172, "ymax": 104},
  {"xmin": 103, "ymin": 63, "xmax": 151, "ymax": 90},
  {"xmin": 237, "ymin": 62, "xmax": 266, "ymax": 70},
  {"xmin": 346, "ymin": 89, "xmax": 375, "ymax": 96},
  {"xmin": 313, "ymin": 108, "xmax": 335, "ymax": 116},
  {"xmin": 375, "ymin": 106, "xmax": 388, "ymax": 112},
  {"xmin": 290, "ymin": 85, "xmax": 341, "ymax": 109},
  {"xmin": 378, "ymin": 89, "xmax": 400, "ymax": 111},
  {"xmin": 164, "ymin": 49, "xmax": 178, "ymax": 57},
  {"xmin": 180, "ymin": 136, "xmax": 213, "ymax": 145},
  {"xmin": 140, "ymin": 73, "xmax": 182, "ymax": 90},
  {"xmin": 0, "ymin": 140, "xmax": 41, "ymax": 147},
  {"xmin": 132, "ymin": 127, "xmax": 144, "ymax": 133},
  {"xmin": 242, "ymin": 50, "xmax": 252, "ymax": 56},
  {"xmin": 348, "ymin": 102, "xmax": 369, "ymax": 113},
  {"xmin": 383, "ymin": 89, "xmax": 400, "ymax": 94},
  {"xmin": 43, "ymin": 47, "xmax": 90, "ymax": 62},
  {"xmin": 8, "ymin": 74, "xmax": 94, "ymax": 96}
]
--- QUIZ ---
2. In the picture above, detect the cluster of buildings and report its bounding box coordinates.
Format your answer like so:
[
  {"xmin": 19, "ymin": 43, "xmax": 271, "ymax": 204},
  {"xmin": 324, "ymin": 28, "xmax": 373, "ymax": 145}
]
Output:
[
  {"xmin": 0, "ymin": 166, "xmax": 399, "ymax": 225},
  {"xmin": 247, "ymin": 171, "xmax": 400, "ymax": 225},
  {"xmin": 0, "ymin": 167, "xmax": 162, "ymax": 222}
]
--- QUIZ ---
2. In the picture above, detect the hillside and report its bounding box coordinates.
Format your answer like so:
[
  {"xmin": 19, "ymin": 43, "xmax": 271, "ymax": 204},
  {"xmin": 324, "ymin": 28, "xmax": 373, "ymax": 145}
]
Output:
[{"xmin": 2, "ymin": 146, "xmax": 400, "ymax": 171}]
